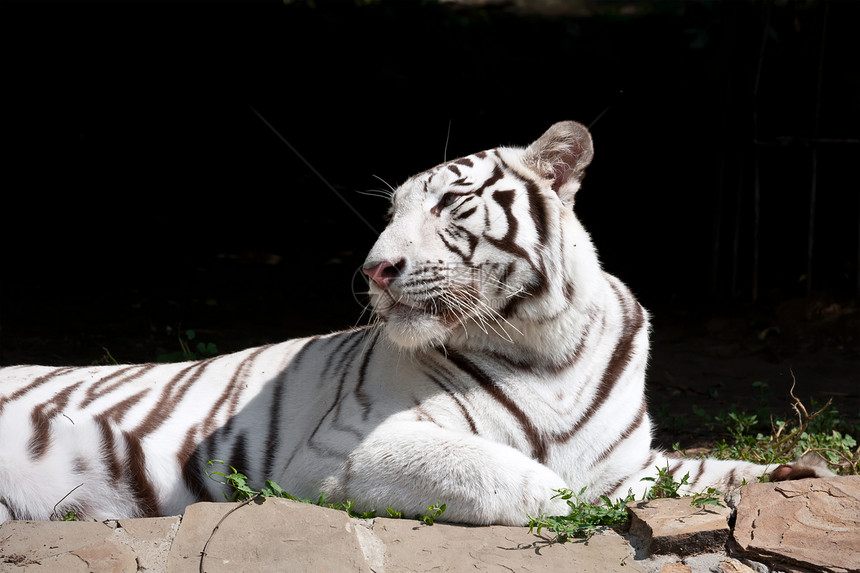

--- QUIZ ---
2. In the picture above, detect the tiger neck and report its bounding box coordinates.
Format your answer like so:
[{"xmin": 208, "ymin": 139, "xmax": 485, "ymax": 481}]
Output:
[
  {"xmin": 446, "ymin": 238, "xmax": 612, "ymax": 369},
  {"xmin": 448, "ymin": 290, "xmax": 608, "ymax": 371}
]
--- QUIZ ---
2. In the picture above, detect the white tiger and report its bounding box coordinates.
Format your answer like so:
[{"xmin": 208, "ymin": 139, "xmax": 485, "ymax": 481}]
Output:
[{"xmin": 0, "ymin": 121, "xmax": 832, "ymax": 525}]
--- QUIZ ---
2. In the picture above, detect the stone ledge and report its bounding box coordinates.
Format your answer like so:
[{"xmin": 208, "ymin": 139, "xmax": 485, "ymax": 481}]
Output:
[
  {"xmin": 1, "ymin": 476, "xmax": 857, "ymax": 573},
  {"xmin": 1, "ymin": 498, "xmax": 642, "ymax": 573}
]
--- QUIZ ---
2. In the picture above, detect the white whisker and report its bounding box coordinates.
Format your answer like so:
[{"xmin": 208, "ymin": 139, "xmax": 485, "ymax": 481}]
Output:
[
  {"xmin": 357, "ymin": 188, "xmax": 394, "ymax": 200},
  {"xmin": 371, "ymin": 174, "xmax": 397, "ymax": 195}
]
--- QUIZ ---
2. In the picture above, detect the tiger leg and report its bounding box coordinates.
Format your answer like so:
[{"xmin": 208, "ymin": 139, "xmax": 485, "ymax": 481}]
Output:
[
  {"xmin": 606, "ymin": 450, "xmax": 835, "ymax": 501},
  {"xmin": 323, "ymin": 421, "xmax": 571, "ymax": 526}
]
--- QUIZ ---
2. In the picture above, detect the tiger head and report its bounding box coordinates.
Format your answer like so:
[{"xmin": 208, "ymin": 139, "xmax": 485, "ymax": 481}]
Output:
[{"xmin": 363, "ymin": 121, "xmax": 600, "ymax": 353}]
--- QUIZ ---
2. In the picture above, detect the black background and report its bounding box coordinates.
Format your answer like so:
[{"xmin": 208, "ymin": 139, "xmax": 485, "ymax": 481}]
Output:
[{"xmin": 1, "ymin": 0, "xmax": 858, "ymax": 390}]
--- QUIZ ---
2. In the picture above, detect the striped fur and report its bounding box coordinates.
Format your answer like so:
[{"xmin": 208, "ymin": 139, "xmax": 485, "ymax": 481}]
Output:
[{"xmin": 0, "ymin": 122, "xmax": 831, "ymax": 525}]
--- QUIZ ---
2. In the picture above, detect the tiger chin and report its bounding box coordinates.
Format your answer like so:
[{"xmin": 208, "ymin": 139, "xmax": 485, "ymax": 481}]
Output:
[{"xmin": 0, "ymin": 121, "xmax": 833, "ymax": 526}]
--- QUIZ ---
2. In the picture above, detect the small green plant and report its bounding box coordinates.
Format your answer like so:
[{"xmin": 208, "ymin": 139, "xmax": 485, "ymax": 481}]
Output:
[
  {"xmin": 50, "ymin": 484, "xmax": 97, "ymax": 522},
  {"xmin": 714, "ymin": 411, "xmax": 759, "ymax": 443},
  {"xmin": 157, "ymin": 329, "xmax": 219, "ymax": 363},
  {"xmin": 702, "ymin": 380, "xmax": 859, "ymax": 475},
  {"xmin": 386, "ymin": 507, "xmax": 403, "ymax": 518},
  {"xmin": 53, "ymin": 508, "xmax": 98, "ymax": 522},
  {"xmin": 204, "ymin": 460, "xmax": 438, "ymax": 523},
  {"xmin": 640, "ymin": 465, "xmax": 691, "ymax": 499},
  {"xmin": 418, "ymin": 502, "xmax": 446, "ymax": 525},
  {"xmin": 206, "ymin": 461, "xmax": 259, "ymax": 502},
  {"xmin": 640, "ymin": 465, "xmax": 724, "ymax": 508},
  {"xmin": 57, "ymin": 508, "xmax": 83, "ymax": 521},
  {"xmin": 690, "ymin": 486, "xmax": 724, "ymax": 509},
  {"xmin": 526, "ymin": 487, "xmax": 634, "ymax": 542}
]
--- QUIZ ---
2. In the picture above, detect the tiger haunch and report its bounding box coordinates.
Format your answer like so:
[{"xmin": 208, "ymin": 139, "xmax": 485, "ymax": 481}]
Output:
[{"xmin": 0, "ymin": 121, "xmax": 832, "ymax": 525}]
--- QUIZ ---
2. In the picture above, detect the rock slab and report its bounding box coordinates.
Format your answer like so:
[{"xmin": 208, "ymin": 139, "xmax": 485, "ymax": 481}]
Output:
[
  {"xmin": 3, "ymin": 477, "xmax": 859, "ymax": 573},
  {"xmin": 627, "ymin": 496, "xmax": 732, "ymax": 557},
  {"xmin": 732, "ymin": 476, "xmax": 860, "ymax": 573},
  {"xmin": 0, "ymin": 516, "xmax": 180, "ymax": 573},
  {"xmin": 166, "ymin": 498, "xmax": 642, "ymax": 572},
  {"xmin": 0, "ymin": 497, "xmax": 640, "ymax": 573}
]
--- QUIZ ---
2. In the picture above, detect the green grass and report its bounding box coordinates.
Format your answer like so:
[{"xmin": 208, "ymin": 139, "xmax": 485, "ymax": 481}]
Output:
[
  {"xmin": 694, "ymin": 383, "xmax": 858, "ymax": 475},
  {"xmin": 526, "ymin": 488, "xmax": 634, "ymax": 542},
  {"xmin": 528, "ymin": 383, "xmax": 856, "ymax": 543},
  {"xmin": 641, "ymin": 465, "xmax": 725, "ymax": 508},
  {"xmin": 525, "ymin": 467, "xmax": 727, "ymax": 543},
  {"xmin": 205, "ymin": 460, "xmax": 446, "ymax": 524}
]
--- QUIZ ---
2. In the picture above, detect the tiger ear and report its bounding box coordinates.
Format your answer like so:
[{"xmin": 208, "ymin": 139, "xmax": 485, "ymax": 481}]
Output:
[{"xmin": 523, "ymin": 121, "xmax": 594, "ymax": 199}]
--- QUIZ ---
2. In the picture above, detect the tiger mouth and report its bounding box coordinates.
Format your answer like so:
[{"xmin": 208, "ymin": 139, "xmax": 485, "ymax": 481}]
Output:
[
  {"xmin": 372, "ymin": 284, "xmax": 490, "ymax": 332},
  {"xmin": 375, "ymin": 292, "xmax": 449, "ymax": 318}
]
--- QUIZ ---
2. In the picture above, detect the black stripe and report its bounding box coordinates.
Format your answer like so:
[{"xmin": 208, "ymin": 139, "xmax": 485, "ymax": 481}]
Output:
[
  {"xmin": 290, "ymin": 335, "xmax": 322, "ymax": 370},
  {"xmin": 229, "ymin": 432, "xmax": 250, "ymax": 479},
  {"xmin": 437, "ymin": 230, "xmax": 470, "ymax": 261},
  {"xmin": 525, "ymin": 178, "xmax": 549, "ymax": 246},
  {"xmin": 122, "ymin": 430, "xmax": 161, "ymax": 517},
  {"xmin": 727, "ymin": 467, "xmax": 739, "ymax": 489},
  {"xmin": 294, "ymin": 331, "xmax": 373, "ymax": 463},
  {"xmin": 353, "ymin": 330, "xmax": 379, "ymax": 421},
  {"xmin": 27, "ymin": 408, "xmax": 52, "ymax": 459},
  {"xmin": 473, "ymin": 164, "xmax": 503, "ymax": 197},
  {"xmin": 96, "ymin": 416, "xmax": 123, "ymax": 479},
  {"xmin": 487, "ymin": 307, "xmax": 602, "ymax": 375},
  {"xmin": 0, "ymin": 366, "xmax": 77, "ymax": 415},
  {"xmin": 99, "ymin": 388, "xmax": 150, "ymax": 425},
  {"xmin": 81, "ymin": 364, "xmax": 156, "ymax": 408},
  {"xmin": 261, "ymin": 374, "xmax": 286, "ymax": 480},
  {"xmin": 692, "ymin": 458, "xmax": 707, "ymax": 484},
  {"xmin": 179, "ymin": 429, "xmax": 215, "ymax": 503},
  {"xmin": 201, "ymin": 347, "xmax": 273, "ymax": 447},
  {"xmin": 456, "ymin": 206, "xmax": 477, "ymax": 220},
  {"xmin": 133, "ymin": 361, "xmax": 210, "ymax": 436},
  {"xmin": 548, "ymin": 284, "xmax": 645, "ymax": 447},
  {"xmin": 446, "ymin": 350, "xmax": 547, "ymax": 463},
  {"xmin": 589, "ymin": 400, "xmax": 647, "ymax": 468},
  {"xmin": 448, "ymin": 222, "xmax": 479, "ymax": 259},
  {"xmin": 424, "ymin": 370, "xmax": 478, "ymax": 434},
  {"xmin": 28, "ymin": 379, "xmax": 85, "ymax": 458},
  {"xmin": 606, "ymin": 449, "xmax": 659, "ymax": 500},
  {"xmin": 590, "ymin": 281, "xmax": 646, "ymax": 413}
]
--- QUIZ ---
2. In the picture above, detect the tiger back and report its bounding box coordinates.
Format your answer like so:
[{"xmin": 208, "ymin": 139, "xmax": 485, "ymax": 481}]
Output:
[{"xmin": 0, "ymin": 121, "xmax": 832, "ymax": 525}]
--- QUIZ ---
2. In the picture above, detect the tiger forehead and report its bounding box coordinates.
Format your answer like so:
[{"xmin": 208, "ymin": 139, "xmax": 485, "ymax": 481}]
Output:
[
  {"xmin": 414, "ymin": 150, "xmax": 497, "ymax": 192},
  {"xmin": 389, "ymin": 150, "xmax": 500, "ymax": 213}
]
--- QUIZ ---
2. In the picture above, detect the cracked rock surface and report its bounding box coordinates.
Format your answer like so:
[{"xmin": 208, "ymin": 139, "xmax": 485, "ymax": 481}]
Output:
[
  {"xmin": 0, "ymin": 477, "xmax": 857, "ymax": 573},
  {"xmin": 731, "ymin": 476, "xmax": 860, "ymax": 573}
]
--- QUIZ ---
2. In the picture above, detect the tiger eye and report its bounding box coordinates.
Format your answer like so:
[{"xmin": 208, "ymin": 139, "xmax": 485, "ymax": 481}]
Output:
[{"xmin": 440, "ymin": 193, "xmax": 458, "ymax": 208}]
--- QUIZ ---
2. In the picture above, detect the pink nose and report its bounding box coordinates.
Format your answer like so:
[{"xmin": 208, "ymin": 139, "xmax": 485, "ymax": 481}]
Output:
[{"xmin": 363, "ymin": 260, "xmax": 402, "ymax": 289}]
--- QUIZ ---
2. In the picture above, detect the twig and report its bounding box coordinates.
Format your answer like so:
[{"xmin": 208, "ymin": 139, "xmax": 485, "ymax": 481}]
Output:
[
  {"xmin": 773, "ymin": 371, "xmax": 833, "ymax": 461},
  {"xmin": 52, "ymin": 483, "xmax": 85, "ymax": 521},
  {"xmin": 198, "ymin": 494, "xmax": 260, "ymax": 573}
]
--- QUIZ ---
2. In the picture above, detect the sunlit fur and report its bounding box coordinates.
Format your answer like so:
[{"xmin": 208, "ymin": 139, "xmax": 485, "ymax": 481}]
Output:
[{"xmin": 0, "ymin": 122, "xmax": 832, "ymax": 525}]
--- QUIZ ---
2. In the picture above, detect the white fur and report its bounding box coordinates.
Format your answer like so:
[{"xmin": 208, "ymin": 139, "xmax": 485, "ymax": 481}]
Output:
[{"xmin": 0, "ymin": 122, "xmax": 832, "ymax": 525}]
